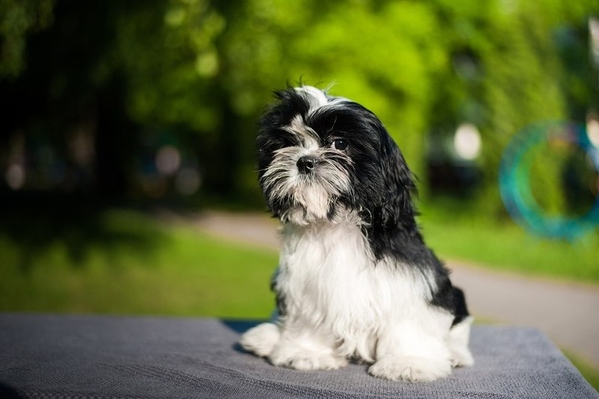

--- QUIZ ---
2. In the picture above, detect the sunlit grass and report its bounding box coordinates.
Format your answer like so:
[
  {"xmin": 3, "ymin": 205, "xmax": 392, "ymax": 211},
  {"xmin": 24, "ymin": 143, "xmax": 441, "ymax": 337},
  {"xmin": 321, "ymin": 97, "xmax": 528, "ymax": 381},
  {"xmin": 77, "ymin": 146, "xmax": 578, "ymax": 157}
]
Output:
[
  {"xmin": 0, "ymin": 209, "xmax": 277, "ymax": 318},
  {"xmin": 418, "ymin": 203, "xmax": 599, "ymax": 283}
]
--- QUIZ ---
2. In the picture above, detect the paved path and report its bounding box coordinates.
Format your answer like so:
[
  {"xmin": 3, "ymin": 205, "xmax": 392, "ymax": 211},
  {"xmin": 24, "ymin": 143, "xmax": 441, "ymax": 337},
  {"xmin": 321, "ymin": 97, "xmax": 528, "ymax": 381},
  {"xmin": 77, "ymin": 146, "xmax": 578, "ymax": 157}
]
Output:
[{"xmin": 185, "ymin": 211, "xmax": 599, "ymax": 368}]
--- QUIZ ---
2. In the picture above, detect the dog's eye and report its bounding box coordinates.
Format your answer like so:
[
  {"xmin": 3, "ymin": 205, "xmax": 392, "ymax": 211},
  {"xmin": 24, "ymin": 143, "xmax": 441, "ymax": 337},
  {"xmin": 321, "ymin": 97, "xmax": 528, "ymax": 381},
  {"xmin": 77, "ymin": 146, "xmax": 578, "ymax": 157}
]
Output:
[{"xmin": 331, "ymin": 139, "xmax": 349, "ymax": 151}]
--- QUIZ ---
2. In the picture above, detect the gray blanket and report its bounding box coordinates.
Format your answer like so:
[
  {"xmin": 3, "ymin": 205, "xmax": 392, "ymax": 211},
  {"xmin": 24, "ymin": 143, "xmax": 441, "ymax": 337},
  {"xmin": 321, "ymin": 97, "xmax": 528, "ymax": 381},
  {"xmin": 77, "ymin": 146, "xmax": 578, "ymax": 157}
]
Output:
[{"xmin": 0, "ymin": 314, "xmax": 596, "ymax": 398}]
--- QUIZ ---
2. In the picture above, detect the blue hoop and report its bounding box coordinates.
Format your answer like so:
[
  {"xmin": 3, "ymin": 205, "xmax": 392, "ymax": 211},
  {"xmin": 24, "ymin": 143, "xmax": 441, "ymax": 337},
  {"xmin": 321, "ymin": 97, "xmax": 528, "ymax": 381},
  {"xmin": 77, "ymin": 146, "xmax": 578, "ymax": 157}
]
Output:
[{"xmin": 499, "ymin": 121, "xmax": 599, "ymax": 240}]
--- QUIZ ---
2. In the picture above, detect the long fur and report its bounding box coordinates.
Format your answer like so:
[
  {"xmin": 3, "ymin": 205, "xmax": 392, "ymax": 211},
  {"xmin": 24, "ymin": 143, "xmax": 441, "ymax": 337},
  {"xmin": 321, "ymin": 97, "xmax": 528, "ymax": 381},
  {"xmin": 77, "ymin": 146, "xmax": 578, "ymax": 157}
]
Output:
[{"xmin": 241, "ymin": 85, "xmax": 473, "ymax": 382}]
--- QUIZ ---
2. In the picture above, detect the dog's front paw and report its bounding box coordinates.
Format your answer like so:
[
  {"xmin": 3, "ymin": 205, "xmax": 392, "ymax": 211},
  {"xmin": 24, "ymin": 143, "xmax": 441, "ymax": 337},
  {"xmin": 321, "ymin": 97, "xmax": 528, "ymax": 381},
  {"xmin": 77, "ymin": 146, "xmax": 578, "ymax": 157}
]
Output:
[
  {"xmin": 240, "ymin": 323, "xmax": 280, "ymax": 357},
  {"xmin": 368, "ymin": 356, "xmax": 452, "ymax": 382},
  {"xmin": 270, "ymin": 349, "xmax": 348, "ymax": 371}
]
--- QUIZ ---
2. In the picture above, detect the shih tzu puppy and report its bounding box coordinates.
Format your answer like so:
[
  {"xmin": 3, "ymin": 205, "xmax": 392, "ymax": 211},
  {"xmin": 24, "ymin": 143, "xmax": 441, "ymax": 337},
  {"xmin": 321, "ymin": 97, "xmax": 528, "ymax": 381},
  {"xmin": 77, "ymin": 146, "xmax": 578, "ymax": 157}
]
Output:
[{"xmin": 240, "ymin": 85, "xmax": 473, "ymax": 382}]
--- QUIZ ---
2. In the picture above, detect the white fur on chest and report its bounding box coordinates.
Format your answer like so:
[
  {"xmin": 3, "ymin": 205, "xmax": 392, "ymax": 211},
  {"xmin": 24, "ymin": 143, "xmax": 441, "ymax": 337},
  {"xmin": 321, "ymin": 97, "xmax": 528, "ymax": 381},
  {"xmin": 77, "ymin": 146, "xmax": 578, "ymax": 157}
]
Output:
[{"xmin": 275, "ymin": 221, "xmax": 440, "ymax": 361}]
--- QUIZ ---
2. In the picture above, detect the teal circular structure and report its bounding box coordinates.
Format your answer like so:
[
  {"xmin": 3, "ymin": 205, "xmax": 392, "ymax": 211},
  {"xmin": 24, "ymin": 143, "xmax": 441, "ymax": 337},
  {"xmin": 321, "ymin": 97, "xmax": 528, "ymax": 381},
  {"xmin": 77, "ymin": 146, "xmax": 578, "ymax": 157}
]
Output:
[{"xmin": 499, "ymin": 121, "xmax": 599, "ymax": 240}]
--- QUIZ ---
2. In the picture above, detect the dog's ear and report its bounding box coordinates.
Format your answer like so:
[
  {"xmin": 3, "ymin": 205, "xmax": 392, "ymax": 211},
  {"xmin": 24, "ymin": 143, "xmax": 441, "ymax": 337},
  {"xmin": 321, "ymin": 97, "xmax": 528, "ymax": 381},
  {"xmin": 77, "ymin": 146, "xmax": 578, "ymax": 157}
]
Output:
[{"xmin": 376, "ymin": 132, "xmax": 418, "ymax": 230}]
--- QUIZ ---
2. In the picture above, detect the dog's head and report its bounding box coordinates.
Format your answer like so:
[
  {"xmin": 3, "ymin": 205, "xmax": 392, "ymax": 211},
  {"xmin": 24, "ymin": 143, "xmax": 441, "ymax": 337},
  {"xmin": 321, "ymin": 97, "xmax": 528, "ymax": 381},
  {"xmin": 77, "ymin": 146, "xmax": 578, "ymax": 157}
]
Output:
[{"xmin": 257, "ymin": 86, "xmax": 416, "ymax": 228}]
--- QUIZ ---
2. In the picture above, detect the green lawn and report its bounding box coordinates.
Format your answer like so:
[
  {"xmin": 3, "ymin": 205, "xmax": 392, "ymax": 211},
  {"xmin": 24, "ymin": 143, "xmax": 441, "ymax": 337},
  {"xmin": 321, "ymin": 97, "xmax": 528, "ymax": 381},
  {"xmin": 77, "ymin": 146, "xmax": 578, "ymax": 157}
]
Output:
[
  {"xmin": 0, "ymin": 208, "xmax": 277, "ymax": 318},
  {"xmin": 418, "ymin": 206, "xmax": 599, "ymax": 283}
]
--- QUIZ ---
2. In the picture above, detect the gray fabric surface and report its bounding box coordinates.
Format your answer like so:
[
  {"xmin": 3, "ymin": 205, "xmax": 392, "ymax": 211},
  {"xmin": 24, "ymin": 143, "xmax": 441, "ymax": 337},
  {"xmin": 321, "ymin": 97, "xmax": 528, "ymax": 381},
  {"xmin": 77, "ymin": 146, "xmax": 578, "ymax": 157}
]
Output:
[{"xmin": 0, "ymin": 314, "xmax": 596, "ymax": 399}]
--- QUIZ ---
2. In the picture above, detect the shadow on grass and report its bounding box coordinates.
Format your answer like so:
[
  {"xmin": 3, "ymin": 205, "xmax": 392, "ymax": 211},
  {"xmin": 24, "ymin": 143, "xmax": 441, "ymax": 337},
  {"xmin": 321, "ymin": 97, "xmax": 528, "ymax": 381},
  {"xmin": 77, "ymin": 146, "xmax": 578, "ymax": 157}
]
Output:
[{"xmin": 0, "ymin": 192, "xmax": 170, "ymax": 273}]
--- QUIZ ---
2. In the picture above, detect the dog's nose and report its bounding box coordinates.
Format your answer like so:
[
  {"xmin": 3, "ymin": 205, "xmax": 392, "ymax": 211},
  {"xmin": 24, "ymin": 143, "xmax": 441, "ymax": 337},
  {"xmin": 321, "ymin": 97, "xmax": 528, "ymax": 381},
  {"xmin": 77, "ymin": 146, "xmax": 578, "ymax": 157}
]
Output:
[{"xmin": 297, "ymin": 156, "xmax": 317, "ymax": 174}]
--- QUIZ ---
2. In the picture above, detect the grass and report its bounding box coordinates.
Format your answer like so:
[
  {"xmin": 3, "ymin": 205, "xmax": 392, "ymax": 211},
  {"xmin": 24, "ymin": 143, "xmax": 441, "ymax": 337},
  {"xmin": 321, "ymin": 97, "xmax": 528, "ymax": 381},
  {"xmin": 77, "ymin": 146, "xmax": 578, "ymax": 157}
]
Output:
[
  {"xmin": 564, "ymin": 350, "xmax": 599, "ymax": 391},
  {"xmin": 0, "ymin": 208, "xmax": 277, "ymax": 318},
  {"xmin": 418, "ymin": 204, "xmax": 599, "ymax": 283}
]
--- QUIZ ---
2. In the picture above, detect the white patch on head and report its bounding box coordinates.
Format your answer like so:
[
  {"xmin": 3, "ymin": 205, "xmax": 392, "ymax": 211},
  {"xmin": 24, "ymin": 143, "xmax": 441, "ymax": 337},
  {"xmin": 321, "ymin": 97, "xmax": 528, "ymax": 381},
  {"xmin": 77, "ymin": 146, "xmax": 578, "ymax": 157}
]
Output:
[
  {"xmin": 278, "ymin": 87, "xmax": 350, "ymax": 154},
  {"xmin": 283, "ymin": 115, "xmax": 320, "ymax": 151},
  {"xmin": 295, "ymin": 86, "xmax": 330, "ymax": 114},
  {"xmin": 295, "ymin": 86, "xmax": 349, "ymax": 117}
]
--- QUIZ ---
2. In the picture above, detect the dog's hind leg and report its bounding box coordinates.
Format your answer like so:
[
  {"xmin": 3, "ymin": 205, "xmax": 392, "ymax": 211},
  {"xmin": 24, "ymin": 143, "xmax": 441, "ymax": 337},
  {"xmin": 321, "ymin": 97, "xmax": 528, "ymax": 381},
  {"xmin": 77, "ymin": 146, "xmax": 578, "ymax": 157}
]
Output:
[{"xmin": 448, "ymin": 316, "xmax": 474, "ymax": 367}]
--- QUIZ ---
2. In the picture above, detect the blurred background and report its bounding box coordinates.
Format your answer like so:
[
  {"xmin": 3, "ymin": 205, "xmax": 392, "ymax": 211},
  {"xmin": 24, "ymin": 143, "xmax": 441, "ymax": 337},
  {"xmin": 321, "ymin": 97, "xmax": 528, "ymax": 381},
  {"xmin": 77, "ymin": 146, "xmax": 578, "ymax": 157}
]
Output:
[{"xmin": 1, "ymin": 0, "xmax": 599, "ymax": 388}]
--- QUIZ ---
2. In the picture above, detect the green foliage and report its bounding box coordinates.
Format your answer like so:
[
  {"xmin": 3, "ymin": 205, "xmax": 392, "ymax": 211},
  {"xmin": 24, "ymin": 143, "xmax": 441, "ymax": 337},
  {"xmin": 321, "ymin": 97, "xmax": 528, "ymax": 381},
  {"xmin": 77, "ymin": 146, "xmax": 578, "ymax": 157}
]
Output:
[
  {"xmin": 1, "ymin": 0, "xmax": 598, "ymax": 214},
  {"xmin": 0, "ymin": 0, "xmax": 55, "ymax": 78},
  {"xmin": 115, "ymin": 0, "xmax": 225, "ymax": 133},
  {"xmin": 120, "ymin": 0, "xmax": 599, "ymax": 210}
]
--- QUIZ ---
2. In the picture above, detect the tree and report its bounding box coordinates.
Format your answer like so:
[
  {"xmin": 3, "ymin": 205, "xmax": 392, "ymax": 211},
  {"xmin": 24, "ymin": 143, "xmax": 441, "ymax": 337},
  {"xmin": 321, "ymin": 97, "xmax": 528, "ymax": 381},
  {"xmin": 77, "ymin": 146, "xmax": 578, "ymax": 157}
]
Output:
[
  {"xmin": 1, "ymin": 0, "xmax": 597, "ymax": 217},
  {"xmin": 0, "ymin": 0, "xmax": 55, "ymax": 78}
]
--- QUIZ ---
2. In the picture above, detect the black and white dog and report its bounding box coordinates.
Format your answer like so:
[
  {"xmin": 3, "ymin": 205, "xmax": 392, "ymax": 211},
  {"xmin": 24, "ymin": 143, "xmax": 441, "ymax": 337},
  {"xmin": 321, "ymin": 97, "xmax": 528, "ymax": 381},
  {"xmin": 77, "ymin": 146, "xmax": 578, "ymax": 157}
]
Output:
[{"xmin": 240, "ymin": 86, "xmax": 473, "ymax": 382}]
